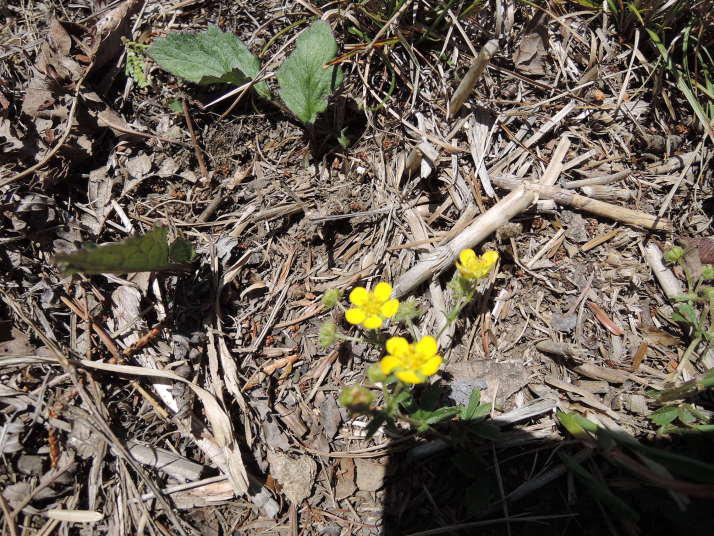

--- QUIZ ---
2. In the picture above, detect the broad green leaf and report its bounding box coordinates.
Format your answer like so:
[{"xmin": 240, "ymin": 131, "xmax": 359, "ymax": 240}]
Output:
[
  {"xmin": 412, "ymin": 407, "xmax": 461, "ymax": 426},
  {"xmin": 468, "ymin": 421, "xmax": 501, "ymax": 440},
  {"xmin": 54, "ymin": 227, "xmax": 194, "ymax": 274},
  {"xmin": 148, "ymin": 27, "xmax": 269, "ymax": 97},
  {"xmin": 276, "ymin": 21, "xmax": 343, "ymax": 124}
]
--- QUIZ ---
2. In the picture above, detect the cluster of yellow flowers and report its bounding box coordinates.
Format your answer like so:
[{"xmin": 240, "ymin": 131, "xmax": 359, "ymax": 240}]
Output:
[{"xmin": 343, "ymin": 249, "xmax": 498, "ymax": 385}]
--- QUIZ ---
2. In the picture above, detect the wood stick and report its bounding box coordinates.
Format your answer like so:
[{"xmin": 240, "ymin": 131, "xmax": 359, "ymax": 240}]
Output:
[
  {"xmin": 492, "ymin": 176, "xmax": 672, "ymax": 231},
  {"xmin": 448, "ymin": 40, "xmax": 499, "ymax": 118}
]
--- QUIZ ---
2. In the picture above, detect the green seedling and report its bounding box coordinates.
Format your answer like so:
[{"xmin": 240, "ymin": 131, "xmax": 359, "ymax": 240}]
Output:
[
  {"xmin": 123, "ymin": 38, "xmax": 151, "ymax": 88},
  {"xmin": 147, "ymin": 22, "xmax": 342, "ymax": 125},
  {"xmin": 54, "ymin": 226, "xmax": 194, "ymax": 274},
  {"xmin": 648, "ymin": 403, "xmax": 711, "ymax": 435}
]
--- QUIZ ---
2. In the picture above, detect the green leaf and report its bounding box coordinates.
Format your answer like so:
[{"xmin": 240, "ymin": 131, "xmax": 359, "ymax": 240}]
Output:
[
  {"xmin": 412, "ymin": 407, "xmax": 462, "ymax": 426},
  {"xmin": 557, "ymin": 411, "xmax": 595, "ymax": 440},
  {"xmin": 54, "ymin": 227, "xmax": 194, "ymax": 274},
  {"xmin": 675, "ymin": 303, "xmax": 699, "ymax": 326},
  {"xmin": 461, "ymin": 388, "xmax": 481, "ymax": 420},
  {"xmin": 148, "ymin": 27, "xmax": 269, "ymax": 97},
  {"xmin": 649, "ymin": 406, "xmax": 679, "ymax": 427},
  {"xmin": 276, "ymin": 21, "xmax": 343, "ymax": 124},
  {"xmin": 469, "ymin": 421, "xmax": 501, "ymax": 440}
]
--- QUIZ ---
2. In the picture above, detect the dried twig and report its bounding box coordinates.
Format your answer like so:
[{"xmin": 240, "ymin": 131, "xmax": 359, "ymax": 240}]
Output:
[
  {"xmin": 492, "ymin": 176, "xmax": 672, "ymax": 231},
  {"xmin": 448, "ymin": 39, "xmax": 499, "ymax": 118}
]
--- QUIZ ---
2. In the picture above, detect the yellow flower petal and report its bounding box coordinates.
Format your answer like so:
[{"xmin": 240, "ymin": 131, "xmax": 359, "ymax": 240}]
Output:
[
  {"xmin": 363, "ymin": 315, "xmax": 383, "ymax": 330},
  {"xmin": 380, "ymin": 299, "xmax": 399, "ymax": 318},
  {"xmin": 483, "ymin": 250, "xmax": 499, "ymax": 266},
  {"xmin": 459, "ymin": 249, "xmax": 476, "ymax": 264},
  {"xmin": 380, "ymin": 355, "xmax": 400, "ymax": 375},
  {"xmin": 396, "ymin": 370, "xmax": 424, "ymax": 384},
  {"xmin": 386, "ymin": 337, "xmax": 408, "ymax": 356},
  {"xmin": 373, "ymin": 282, "xmax": 393, "ymax": 302},
  {"xmin": 345, "ymin": 308, "xmax": 366, "ymax": 325},
  {"xmin": 419, "ymin": 355, "xmax": 443, "ymax": 376},
  {"xmin": 415, "ymin": 336, "xmax": 437, "ymax": 357},
  {"xmin": 349, "ymin": 287, "xmax": 369, "ymax": 306}
]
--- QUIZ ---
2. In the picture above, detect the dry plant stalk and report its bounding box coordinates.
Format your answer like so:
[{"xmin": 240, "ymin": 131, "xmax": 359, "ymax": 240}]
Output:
[
  {"xmin": 448, "ymin": 39, "xmax": 499, "ymax": 118},
  {"xmin": 492, "ymin": 176, "xmax": 672, "ymax": 231},
  {"xmin": 641, "ymin": 242, "xmax": 683, "ymax": 300}
]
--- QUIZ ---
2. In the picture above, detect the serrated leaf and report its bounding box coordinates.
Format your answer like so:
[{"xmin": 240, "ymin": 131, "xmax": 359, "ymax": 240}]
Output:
[
  {"xmin": 469, "ymin": 421, "xmax": 501, "ymax": 440},
  {"xmin": 277, "ymin": 21, "xmax": 343, "ymax": 124},
  {"xmin": 461, "ymin": 388, "xmax": 482, "ymax": 420},
  {"xmin": 54, "ymin": 227, "xmax": 193, "ymax": 274},
  {"xmin": 148, "ymin": 27, "xmax": 268, "ymax": 97},
  {"xmin": 412, "ymin": 407, "xmax": 461, "ymax": 426}
]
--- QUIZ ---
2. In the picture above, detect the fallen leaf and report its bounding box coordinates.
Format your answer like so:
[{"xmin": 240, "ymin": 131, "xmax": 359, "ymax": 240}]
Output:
[
  {"xmin": 267, "ymin": 451, "xmax": 317, "ymax": 504},
  {"xmin": 334, "ymin": 458, "xmax": 356, "ymax": 500},
  {"xmin": 512, "ymin": 12, "xmax": 549, "ymax": 76},
  {"xmin": 354, "ymin": 459, "xmax": 386, "ymax": 492},
  {"xmin": 587, "ymin": 301, "xmax": 624, "ymax": 336}
]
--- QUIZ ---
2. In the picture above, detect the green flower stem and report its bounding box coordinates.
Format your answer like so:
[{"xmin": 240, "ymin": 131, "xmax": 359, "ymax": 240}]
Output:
[
  {"xmin": 335, "ymin": 333, "xmax": 366, "ymax": 344},
  {"xmin": 437, "ymin": 287, "xmax": 477, "ymax": 339},
  {"xmin": 383, "ymin": 381, "xmax": 403, "ymax": 416},
  {"xmin": 405, "ymin": 317, "xmax": 420, "ymax": 342}
]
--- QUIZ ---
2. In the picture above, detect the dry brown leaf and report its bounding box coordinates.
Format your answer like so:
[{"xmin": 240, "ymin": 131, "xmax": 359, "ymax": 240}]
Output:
[
  {"xmin": 355, "ymin": 459, "xmax": 386, "ymax": 492},
  {"xmin": 512, "ymin": 12, "xmax": 549, "ymax": 76},
  {"xmin": 334, "ymin": 458, "xmax": 356, "ymax": 500},
  {"xmin": 267, "ymin": 450, "xmax": 316, "ymax": 504},
  {"xmin": 679, "ymin": 237, "xmax": 714, "ymax": 265},
  {"xmin": 587, "ymin": 301, "xmax": 624, "ymax": 336},
  {"xmin": 0, "ymin": 326, "xmax": 36, "ymax": 355}
]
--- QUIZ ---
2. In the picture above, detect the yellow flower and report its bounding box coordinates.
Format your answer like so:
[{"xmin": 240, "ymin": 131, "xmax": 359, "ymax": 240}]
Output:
[
  {"xmin": 455, "ymin": 249, "xmax": 499, "ymax": 280},
  {"xmin": 380, "ymin": 336, "xmax": 442, "ymax": 384},
  {"xmin": 345, "ymin": 282, "xmax": 399, "ymax": 329}
]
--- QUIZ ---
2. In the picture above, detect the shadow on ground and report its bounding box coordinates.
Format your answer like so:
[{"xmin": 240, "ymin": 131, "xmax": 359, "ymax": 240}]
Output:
[{"xmin": 380, "ymin": 397, "xmax": 714, "ymax": 535}]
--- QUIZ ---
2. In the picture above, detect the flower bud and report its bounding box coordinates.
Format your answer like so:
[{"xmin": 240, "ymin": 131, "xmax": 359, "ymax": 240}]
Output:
[
  {"xmin": 318, "ymin": 321, "xmax": 337, "ymax": 348},
  {"xmin": 702, "ymin": 265, "xmax": 714, "ymax": 281},
  {"xmin": 321, "ymin": 289, "xmax": 343, "ymax": 309},
  {"xmin": 367, "ymin": 363, "xmax": 387, "ymax": 383},
  {"xmin": 663, "ymin": 246, "xmax": 685, "ymax": 263},
  {"xmin": 339, "ymin": 385, "xmax": 375, "ymax": 412}
]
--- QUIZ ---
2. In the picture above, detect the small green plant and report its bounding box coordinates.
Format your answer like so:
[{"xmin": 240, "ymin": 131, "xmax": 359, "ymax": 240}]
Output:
[
  {"xmin": 122, "ymin": 37, "xmax": 151, "ymax": 88},
  {"xmin": 603, "ymin": 1, "xmax": 714, "ymax": 142},
  {"xmin": 147, "ymin": 22, "xmax": 343, "ymax": 125},
  {"xmin": 648, "ymin": 402, "xmax": 712, "ymax": 434},
  {"xmin": 53, "ymin": 226, "xmax": 194, "ymax": 274},
  {"xmin": 642, "ymin": 246, "xmax": 714, "ymax": 435},
  {"xmin": 321, "ymin": 249, "xmax": 499, "ymax": 437},
  {"xmin": 557, "ymin": 410, "xmax": 714, "ymax": 522},
  {"xmin": 662, "ymin": 246, "xmax": 714, "ymax": 371}
]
